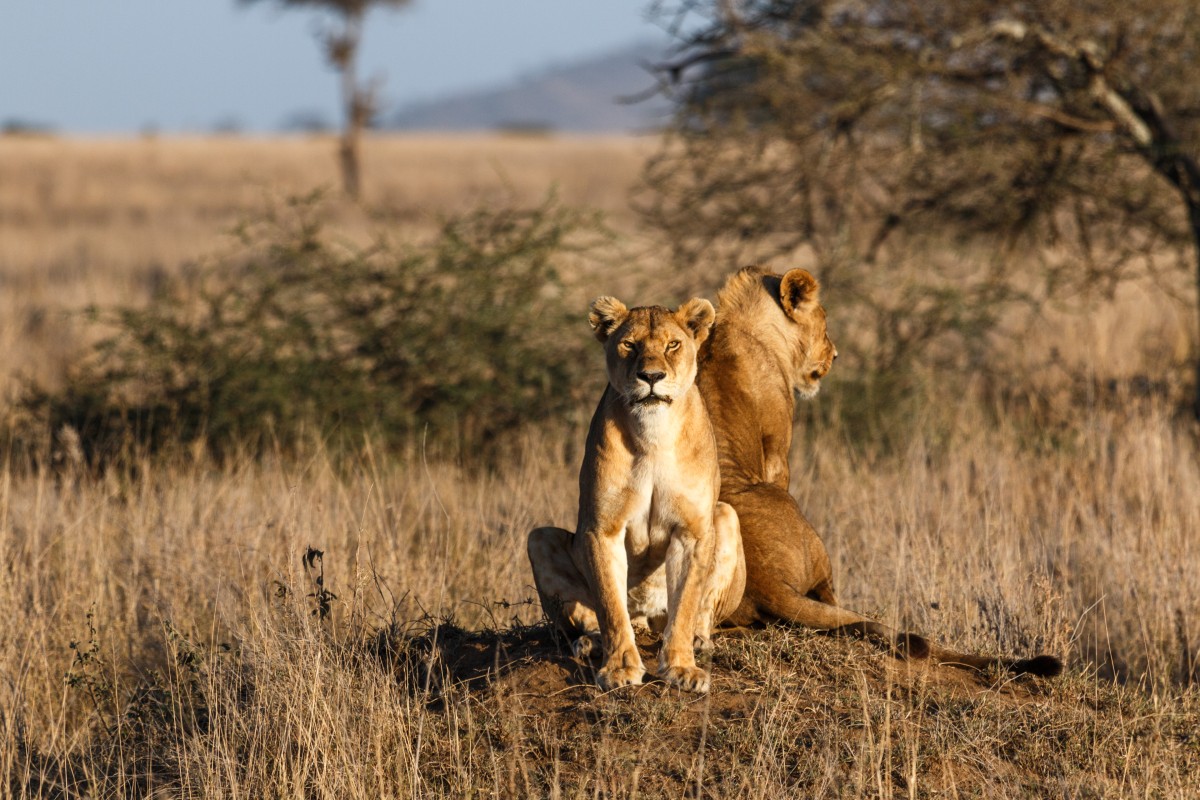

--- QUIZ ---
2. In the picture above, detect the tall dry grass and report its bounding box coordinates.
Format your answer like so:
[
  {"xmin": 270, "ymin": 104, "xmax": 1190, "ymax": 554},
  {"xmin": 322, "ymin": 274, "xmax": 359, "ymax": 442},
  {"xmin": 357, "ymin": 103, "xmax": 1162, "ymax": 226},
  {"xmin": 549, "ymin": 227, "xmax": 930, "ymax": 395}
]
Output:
[
  {"xmin": 797, "ymin": 399, "xmax": 1200, "ymax": 688},
  {"xmin": 2, "ymin": 404, "xmax": 1198, "ymax": 796},
  {"xmin": 2, "ymin": 134, "xmax": 1199, "ymax": 797}
]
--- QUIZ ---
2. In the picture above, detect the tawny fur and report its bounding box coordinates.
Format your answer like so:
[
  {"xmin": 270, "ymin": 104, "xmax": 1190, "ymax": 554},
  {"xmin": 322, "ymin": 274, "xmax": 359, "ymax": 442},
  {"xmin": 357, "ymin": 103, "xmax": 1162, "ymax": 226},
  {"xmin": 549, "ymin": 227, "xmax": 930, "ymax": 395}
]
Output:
[
  {"xmin": 699, "ymin": 266, "xmax": 1062, "ymax": 677},
  {"xmin": 528, "ymin": 298, "xmax": 746, "ymax": 693}
]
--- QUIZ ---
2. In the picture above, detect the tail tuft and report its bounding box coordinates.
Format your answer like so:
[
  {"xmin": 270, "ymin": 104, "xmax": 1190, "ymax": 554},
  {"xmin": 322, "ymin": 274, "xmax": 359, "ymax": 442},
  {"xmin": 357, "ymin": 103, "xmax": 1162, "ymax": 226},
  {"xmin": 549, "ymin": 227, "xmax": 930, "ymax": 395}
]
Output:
[{"xmin": 1011, "ymin": 654, "xmax": 1063, "ymax": 677}]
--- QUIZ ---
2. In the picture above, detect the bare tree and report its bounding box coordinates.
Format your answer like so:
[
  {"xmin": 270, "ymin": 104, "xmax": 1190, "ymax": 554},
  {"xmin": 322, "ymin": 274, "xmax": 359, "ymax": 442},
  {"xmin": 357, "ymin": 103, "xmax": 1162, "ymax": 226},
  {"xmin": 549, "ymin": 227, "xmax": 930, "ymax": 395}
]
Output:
[
  {"xmin": 243, "ymin": 0, "xmax": 412, "ymax": 199},
  {"xmin": 644, "ymin": 0, "xmax": 1200, "ymax": 415}
]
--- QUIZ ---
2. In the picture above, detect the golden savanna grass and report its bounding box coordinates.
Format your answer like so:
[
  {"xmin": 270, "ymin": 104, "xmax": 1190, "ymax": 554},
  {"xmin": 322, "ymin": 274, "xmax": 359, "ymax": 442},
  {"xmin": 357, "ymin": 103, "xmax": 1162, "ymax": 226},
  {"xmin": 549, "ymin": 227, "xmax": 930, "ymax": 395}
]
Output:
[{"xmin": 2, "ymin": 134, "xmax": 1199, "ymax": 798}]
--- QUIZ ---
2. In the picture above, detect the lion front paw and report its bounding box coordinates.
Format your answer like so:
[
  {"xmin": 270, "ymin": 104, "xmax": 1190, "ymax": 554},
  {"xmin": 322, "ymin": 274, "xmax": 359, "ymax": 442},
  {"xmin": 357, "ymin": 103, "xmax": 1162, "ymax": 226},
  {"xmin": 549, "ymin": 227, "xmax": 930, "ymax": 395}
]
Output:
[
  {"xmin": 658, "ymin": 663, "xmax": 711, "ymax": 694},
  {"xmin": 597, "ymin": 659, "xmax": 645, "ymax": 691}
]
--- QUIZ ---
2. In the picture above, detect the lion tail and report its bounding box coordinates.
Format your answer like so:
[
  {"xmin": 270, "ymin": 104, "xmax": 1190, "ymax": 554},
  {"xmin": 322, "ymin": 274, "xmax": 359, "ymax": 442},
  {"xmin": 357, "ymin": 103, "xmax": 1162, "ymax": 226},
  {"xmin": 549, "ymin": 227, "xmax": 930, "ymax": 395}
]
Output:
[
  {"xmin": 767, "ymin": 588, "xmax": 930, "ymax": 660},
  {"xmin": 772, "ymin": 587, "xmax": 1061, "ymax": 675},
  {"xmin": 921, "ymin": 642, "xmax": 1064, "ymax": 677},
  {"xmin": 824, "ymin": 616, "xmax": 1063, "ymax": 676}
]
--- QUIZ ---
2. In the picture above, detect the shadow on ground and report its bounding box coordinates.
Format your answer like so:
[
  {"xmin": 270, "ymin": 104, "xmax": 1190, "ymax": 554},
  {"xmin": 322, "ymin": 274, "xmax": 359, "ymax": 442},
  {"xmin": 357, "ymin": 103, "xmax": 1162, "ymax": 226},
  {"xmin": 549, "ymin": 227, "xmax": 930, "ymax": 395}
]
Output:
[
  {"xmin": 372, "ymin": 618, "xmax": 1052, "ymax": 722},
  {"xmin": 361, "ymin": 622, "xmax": 1193, "ymax": 796}
]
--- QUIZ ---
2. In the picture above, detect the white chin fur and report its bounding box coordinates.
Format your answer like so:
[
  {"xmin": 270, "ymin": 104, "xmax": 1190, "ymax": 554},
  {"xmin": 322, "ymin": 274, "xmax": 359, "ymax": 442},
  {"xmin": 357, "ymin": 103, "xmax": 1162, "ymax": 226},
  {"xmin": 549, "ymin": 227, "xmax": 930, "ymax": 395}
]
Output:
[{"xmin": 795, "ymin": 383, "xmax": 820, "ymax": 400}]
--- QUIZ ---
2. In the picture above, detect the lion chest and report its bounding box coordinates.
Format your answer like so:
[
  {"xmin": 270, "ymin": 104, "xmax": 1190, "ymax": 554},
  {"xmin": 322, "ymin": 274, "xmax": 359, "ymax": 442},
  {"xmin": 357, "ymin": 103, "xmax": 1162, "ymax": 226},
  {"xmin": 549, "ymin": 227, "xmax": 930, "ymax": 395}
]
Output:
[
  {"xmin": 619, "ymin": 458, "xmax": 676, "ymax": 627},
  {"xmin": 619, "ymin": 450, "xmax": 686, "ymax": 537},
  {"xmin": 620, "ymin": 448, "xmax": 702, "ymax": 579}
]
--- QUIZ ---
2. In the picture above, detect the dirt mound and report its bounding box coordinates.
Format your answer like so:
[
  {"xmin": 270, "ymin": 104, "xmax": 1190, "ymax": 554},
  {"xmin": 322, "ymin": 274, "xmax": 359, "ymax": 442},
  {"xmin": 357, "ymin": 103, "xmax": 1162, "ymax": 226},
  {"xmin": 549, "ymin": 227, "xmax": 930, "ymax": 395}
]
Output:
[
  {"xmin": 380, "ymin": 620, "xmax": 1048, "ymax": 703},
  {"xmin": 374, "ymin": 622, "xmax": 1103, "ymax": 797}
]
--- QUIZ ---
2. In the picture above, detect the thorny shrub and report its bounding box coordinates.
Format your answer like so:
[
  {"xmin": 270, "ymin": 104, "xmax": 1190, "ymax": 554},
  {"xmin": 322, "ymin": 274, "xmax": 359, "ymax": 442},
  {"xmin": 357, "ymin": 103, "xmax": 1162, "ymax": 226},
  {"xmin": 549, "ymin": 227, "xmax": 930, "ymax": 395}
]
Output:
[{"xmin": 7, "ymin": 192, "xmax": 608, "ymax": 464}]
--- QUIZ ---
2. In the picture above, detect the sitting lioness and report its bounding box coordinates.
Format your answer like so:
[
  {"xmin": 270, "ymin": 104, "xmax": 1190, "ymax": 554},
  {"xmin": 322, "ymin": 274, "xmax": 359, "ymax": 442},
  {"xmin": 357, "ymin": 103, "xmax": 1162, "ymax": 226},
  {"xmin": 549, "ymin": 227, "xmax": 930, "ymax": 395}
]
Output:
[
  {"xmin": 702, "ymin": 266, "xmax": 1061, "ymax": 676},
  {"xmin": 528, "ymin": 296, "xmax": 745, "ymax": 693}
]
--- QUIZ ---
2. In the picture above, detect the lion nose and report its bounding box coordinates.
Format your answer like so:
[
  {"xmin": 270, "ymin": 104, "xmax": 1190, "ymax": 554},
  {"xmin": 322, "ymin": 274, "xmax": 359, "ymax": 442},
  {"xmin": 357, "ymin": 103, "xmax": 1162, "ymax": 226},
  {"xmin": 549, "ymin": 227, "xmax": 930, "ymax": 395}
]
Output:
[{"xmin": 638, "ymin": 370, "xmax": 666, "ymax": 386}]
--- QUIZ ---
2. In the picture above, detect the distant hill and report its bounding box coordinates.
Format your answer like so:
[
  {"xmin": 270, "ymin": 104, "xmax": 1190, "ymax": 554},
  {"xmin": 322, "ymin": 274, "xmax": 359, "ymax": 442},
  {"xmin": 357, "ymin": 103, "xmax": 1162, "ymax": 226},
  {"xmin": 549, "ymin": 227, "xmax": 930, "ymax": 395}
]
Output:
[{"xmin": 387, "ymin": 40, "xmax": 674, "ymax": 134}]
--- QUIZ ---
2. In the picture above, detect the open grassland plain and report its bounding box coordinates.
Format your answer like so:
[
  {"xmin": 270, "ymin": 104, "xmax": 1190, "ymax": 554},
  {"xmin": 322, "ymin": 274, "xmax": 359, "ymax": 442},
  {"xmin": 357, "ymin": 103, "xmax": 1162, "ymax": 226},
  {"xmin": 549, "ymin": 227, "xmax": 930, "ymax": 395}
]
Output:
[{"xmin": 2, "ymin": 135, "xmax": 1199, "ymax": 798}]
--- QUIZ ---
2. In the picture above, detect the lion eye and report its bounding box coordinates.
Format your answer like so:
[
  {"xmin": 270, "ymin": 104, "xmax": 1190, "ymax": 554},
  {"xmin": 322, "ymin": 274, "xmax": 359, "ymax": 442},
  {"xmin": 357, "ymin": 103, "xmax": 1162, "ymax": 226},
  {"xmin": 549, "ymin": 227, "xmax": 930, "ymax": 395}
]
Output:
[
  {"xmin": 665, "ymin": 340, "xmax": 681, "ymax": 352},
  {"xmin": 618, "ymin": 340, "xmax": 636, "ymax": 354}
]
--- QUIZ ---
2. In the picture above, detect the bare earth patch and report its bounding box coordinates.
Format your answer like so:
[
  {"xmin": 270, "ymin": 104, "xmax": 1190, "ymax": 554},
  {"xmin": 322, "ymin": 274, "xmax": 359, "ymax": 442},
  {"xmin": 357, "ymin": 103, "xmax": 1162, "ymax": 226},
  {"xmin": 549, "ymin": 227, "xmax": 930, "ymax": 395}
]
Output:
[{"xmin": 375, "ymin": 622, "xmax": 1198, "ymax": 798}]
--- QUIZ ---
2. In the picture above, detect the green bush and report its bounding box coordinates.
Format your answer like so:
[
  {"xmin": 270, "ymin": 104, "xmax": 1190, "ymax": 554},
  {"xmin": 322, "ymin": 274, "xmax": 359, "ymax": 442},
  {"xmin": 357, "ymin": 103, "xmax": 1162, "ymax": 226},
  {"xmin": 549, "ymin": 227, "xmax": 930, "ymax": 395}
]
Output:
[{"xmin": 12, "ymin": 193, "xmax": 608, "ymax": 463}]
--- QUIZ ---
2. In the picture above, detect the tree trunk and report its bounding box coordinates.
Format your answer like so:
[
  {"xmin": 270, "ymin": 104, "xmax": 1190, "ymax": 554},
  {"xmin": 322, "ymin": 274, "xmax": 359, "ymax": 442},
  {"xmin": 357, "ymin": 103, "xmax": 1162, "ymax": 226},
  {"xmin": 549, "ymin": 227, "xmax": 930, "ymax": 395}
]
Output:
[
  {"xmin": 1121, "ymin": 90, "xmax": 1200, "ymax": 420},
  {"xmin": 1189, "ymin": 200, "xmax": 1200, "ymax": 420},
  {"xmin": 339, "ymin": 115, "xmax": 362, "ymax": 200},
  {"xmin": 336, "ymin": 10, "xmax": 364, "ymax": 201}
]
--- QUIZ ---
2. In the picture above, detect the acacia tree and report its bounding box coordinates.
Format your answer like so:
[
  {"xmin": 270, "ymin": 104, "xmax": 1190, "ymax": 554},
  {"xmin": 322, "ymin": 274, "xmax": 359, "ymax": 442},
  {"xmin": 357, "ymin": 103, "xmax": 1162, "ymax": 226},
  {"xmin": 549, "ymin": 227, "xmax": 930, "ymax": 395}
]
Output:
[
  {"xmin": 643, "ymin": 0, "xmax": 1200, "ymax": 415},
  {"xmin": 244, "ymin": 0, "xmax": 412, "ymax": 199}
]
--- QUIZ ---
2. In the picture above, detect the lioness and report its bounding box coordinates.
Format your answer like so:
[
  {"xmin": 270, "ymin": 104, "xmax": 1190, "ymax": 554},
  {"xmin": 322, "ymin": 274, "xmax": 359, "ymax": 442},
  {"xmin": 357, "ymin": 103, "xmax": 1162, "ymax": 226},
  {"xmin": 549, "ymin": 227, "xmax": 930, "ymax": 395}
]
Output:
[
  {"xmin": 701, "ymin": 266, "xmax": 1061, "ymax": 676},
  {"xmin": 528, "ymin": 297, "xmax": 745, "ymax": 693}
]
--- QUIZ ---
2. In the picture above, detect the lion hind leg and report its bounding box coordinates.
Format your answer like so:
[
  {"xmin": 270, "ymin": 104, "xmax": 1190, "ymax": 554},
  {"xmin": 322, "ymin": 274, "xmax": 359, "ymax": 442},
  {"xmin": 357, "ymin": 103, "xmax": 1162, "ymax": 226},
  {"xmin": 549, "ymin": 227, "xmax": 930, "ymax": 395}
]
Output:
[{"xmin": 527, "ymin": 526, "xmax": 599, "ymax": 654}]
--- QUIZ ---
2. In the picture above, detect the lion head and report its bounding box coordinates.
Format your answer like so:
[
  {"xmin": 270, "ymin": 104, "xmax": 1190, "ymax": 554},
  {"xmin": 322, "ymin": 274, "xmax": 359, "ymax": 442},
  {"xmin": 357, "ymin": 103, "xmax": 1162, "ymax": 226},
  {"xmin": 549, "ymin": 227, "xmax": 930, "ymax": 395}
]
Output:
[
  {"xmin": 775, "ymin": 268, "xmax": 837, "ymax": 399},
  {"xmin": 588, "ymin": 297, "xmax": 716, "ymax": 410},
  {"xmin": 715, "ymin": 267, "xmax": 836, "ymax": 400}
]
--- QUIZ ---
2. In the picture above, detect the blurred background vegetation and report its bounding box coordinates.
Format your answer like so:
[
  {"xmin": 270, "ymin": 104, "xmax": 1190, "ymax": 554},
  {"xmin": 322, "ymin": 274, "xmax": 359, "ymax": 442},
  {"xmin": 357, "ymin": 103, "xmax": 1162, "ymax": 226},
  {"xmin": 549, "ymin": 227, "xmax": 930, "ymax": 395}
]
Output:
[
  {"xmin": 2, "ymin": 0, "xmax": 1198, "ymax": 466},
  {"xmin": 643, "ymin": 0, "xmax": 1200, "ymax": 426},
  {"xmin": 8, "ymin": 191, "xmax": 609, "ymax": 464}
]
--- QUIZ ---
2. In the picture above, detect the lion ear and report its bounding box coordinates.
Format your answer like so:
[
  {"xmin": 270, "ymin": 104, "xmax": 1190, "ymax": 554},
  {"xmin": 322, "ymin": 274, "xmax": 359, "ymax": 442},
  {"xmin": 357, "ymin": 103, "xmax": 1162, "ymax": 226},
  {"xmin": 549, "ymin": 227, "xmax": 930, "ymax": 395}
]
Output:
[
  {"xmin": 588, "ymin": 296, "xmax": 629, "ymax": 343},
  {"xmin": 779, "ymin": 269, "xmax": 820, "ymax": 320},
  {"xmin": 675, "ymin": 297, "xmax": 716, "ymax": 345}
]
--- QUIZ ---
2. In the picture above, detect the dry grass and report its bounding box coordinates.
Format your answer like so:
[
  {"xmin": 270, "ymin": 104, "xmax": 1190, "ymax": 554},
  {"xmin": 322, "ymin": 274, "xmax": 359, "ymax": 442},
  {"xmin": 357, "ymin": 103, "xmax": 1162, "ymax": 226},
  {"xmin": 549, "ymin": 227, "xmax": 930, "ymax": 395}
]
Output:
[
  {"xmin": 3, "ymin": 408, "xmax": 1198, "ymax": 797},
  {"xmin": 2, "ymin": 135, "xmax": 1199, "ymax": 798}
]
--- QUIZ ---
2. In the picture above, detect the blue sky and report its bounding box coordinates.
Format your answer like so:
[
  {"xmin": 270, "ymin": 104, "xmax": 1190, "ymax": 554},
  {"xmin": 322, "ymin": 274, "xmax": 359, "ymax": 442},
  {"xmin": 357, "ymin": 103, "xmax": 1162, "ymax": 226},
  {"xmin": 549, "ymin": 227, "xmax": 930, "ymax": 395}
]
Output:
[{"xmin": 0, "ymin": 1, "xmax": 663, "ymax": 134}]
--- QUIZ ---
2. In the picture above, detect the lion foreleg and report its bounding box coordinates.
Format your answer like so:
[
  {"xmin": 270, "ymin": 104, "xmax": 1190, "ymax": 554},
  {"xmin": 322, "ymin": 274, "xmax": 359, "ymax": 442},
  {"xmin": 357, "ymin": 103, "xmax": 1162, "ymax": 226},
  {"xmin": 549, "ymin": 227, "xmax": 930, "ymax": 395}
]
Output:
[
  {"xmin": 579, "ymin": 526, "xmax": 645, "ymax": 690},
  {"xmin": 658, "ymin": 519, "xmax": 716, "ymax": 693}
]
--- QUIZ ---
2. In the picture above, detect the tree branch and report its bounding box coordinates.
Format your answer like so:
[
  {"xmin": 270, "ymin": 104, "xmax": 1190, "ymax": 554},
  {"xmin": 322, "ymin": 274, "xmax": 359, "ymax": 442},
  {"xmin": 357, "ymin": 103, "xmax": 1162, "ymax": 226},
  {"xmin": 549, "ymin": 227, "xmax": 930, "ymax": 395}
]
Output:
[{"xmin": 986, "ymin": 19, "xmax": 1153, "ymax": 146}]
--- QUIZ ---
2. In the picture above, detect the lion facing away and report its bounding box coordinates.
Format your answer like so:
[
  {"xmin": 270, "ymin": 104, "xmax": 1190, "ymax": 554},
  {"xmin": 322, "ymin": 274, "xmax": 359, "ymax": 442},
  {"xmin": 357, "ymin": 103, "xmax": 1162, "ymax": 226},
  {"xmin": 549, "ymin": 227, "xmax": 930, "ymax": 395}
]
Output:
[
  {"xmin": 527, "ymin": 296, "xmax": 745, "ymax": 693},
  {"xmin": 699, "ymin": 266, "xmax": 1061, "ymax": 677}
]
